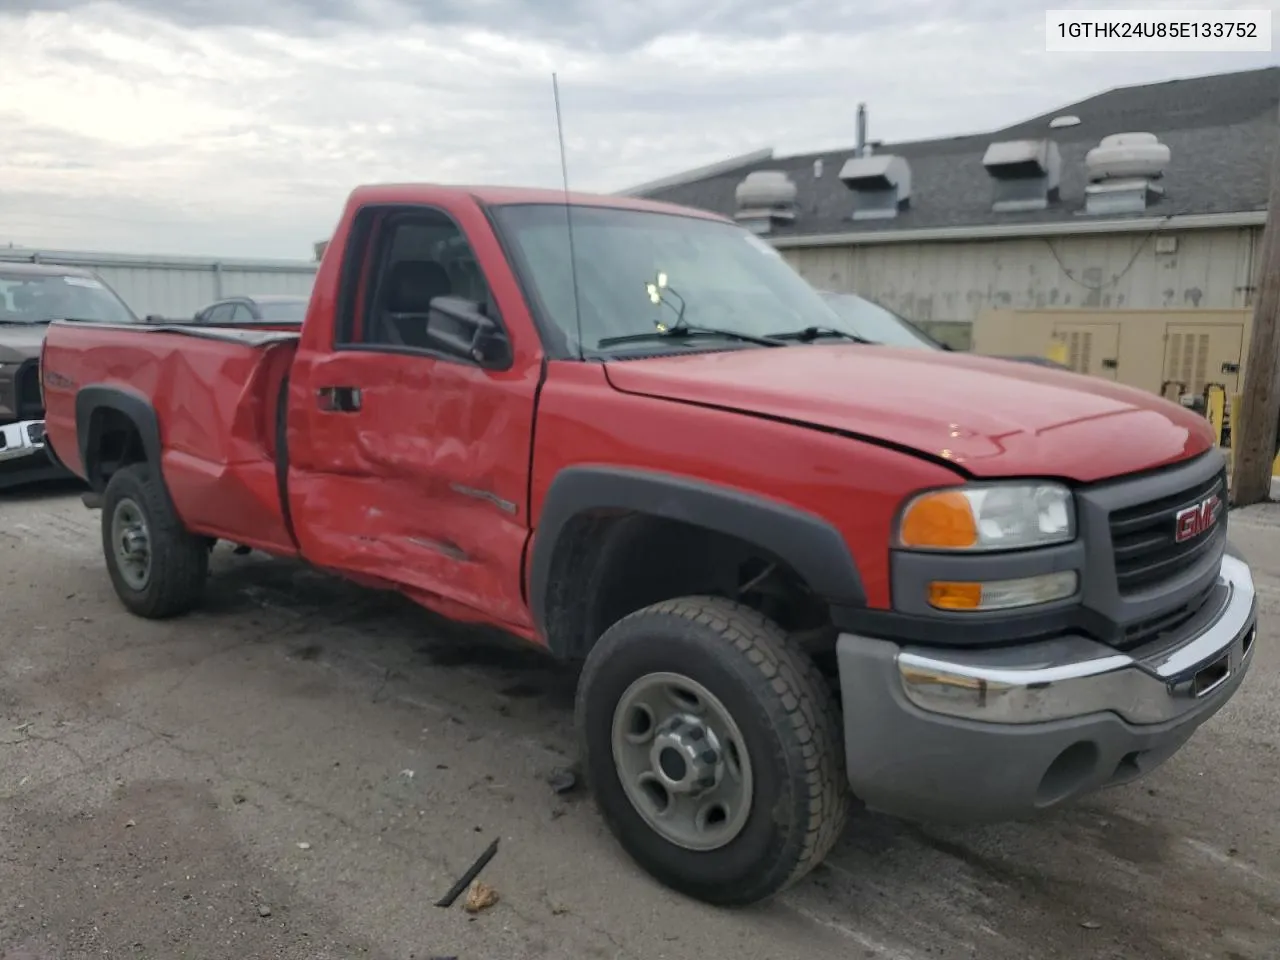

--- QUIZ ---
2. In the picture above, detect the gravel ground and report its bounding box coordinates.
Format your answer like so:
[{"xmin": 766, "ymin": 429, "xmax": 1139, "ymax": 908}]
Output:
[{"xmin": 1, "ymin": 480, "xmax": 1277, "ymax": 960}]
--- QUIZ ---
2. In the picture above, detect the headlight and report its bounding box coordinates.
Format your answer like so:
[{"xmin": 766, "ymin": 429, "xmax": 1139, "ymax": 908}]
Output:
[{"xmin": 896, "ymin": 482, "xmax": 1074, "ymax": 552}]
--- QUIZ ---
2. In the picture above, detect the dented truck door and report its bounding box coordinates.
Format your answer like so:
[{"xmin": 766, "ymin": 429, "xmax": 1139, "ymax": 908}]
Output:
[{"xmin": 284, "ymin": 194, "xmax": 543, "ymax": 631}]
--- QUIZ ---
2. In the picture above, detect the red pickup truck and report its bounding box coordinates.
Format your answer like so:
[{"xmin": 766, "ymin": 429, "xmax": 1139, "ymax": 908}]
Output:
[{"xmin": 40, "ymin": 184, "xmax": 1257, "ymax": 906}]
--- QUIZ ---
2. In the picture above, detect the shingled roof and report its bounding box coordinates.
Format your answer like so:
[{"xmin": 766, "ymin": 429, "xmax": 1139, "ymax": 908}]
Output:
[{"xmin": 627, "ymin": 66, "xmax": 1279, "ymax": 245}]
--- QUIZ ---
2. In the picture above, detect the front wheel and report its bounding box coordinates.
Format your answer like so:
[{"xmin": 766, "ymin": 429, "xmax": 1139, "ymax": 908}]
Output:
[
  {"xmin": 576, "ymin": 596, "xmax": 850, "ymax": 906},
  {"xmin": 101, "ymin": 463, "xmax": 208, "ymax": 619}
]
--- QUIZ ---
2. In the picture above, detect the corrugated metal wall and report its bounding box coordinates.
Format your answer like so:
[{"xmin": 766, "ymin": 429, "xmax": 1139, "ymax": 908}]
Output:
[
  {"xmin": 0, "ymin": 249, "xmax": 317, "ymax": 320},
  {"xmin": 783, "ymin": 226, "xmax": 1261, "ymax": 349}
]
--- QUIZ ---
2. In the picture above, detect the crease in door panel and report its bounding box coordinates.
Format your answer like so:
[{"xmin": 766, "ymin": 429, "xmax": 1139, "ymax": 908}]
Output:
[
  {"xmin": 407, "ymin": 536, "xmax": 470, "ymax": 561},
  {"xmin": 449, "ymin": 483, "xmax": 517, "ymax": 515}
]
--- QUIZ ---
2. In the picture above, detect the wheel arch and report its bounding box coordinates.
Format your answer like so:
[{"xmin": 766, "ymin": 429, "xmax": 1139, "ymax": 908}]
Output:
[
  {"xmin": 530, "ymin": 466, "xmax": 866, "ymax": 659},
  {"xmin": 75, "ymin": 385, "xmax": 163, "ymax": 493}
]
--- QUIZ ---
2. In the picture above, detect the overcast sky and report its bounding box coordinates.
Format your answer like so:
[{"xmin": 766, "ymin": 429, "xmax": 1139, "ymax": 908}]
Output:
[{"xmin": 1, "ymin": 0, "xmax": 1275, "ymax": 259}]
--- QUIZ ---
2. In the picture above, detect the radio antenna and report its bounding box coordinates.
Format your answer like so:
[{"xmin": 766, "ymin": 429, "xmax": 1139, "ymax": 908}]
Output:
[{"xmin": 552, "ymin": 72, "xmax": 586, "ymax": 360}]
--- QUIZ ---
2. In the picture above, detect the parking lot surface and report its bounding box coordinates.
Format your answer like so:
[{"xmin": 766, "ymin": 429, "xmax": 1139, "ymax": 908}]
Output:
[{"xmin": 1, "ymin": 481, "xmax": 1278, "ymax": 960}]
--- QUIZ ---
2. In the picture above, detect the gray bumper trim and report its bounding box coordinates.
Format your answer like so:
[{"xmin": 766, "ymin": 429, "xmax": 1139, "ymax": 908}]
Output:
[
  {"xmin": 0, "ymin": 419, "xmax": 47, "ymax": 463},
  {"xmin": 893, "ymin": 553, "xmax": 1255, "ymax": 725}
]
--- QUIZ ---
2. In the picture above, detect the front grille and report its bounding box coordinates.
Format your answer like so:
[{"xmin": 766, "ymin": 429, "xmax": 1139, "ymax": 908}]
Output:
[
  {"xmin": 15, "ymin": 359, "xmax": 42, "ymax": 420},
  {"xmin": 1108, "ymin": 468, "xmax": 1226, "ymax": 596}
]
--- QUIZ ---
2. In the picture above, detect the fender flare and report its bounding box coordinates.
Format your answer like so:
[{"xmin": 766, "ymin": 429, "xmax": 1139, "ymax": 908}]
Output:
[
  {"xmin": 528, "ymin": 465, "xmax": 866, "ymax": 639},
  {"xmin": 74, "ymin": 385, "xmax": 163, "ymax": 491}
]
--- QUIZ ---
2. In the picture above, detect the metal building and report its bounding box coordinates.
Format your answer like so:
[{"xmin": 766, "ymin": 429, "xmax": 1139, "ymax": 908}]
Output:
[
  {"xmin": 777, "ymin": 219, "xmax": 1263, "ymax": 348},
  {"xmin": 622, "ymin": 66, "xmax": 1277, "ymax": 351},
  {"xmin": 0, "ymin": 247, "xmax": 317, "ymax": 320}
]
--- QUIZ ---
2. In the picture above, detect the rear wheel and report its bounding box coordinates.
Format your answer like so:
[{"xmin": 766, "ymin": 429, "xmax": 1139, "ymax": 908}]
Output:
[
  {"xmin": 576, "ymin": 596, "xmax": 850, "ymax": 906},
  {"xmin": 101, "ymin": 463, "xmax": 208, "ymax": 618}
]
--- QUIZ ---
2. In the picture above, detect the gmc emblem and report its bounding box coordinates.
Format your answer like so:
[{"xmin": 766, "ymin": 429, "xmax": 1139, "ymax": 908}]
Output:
[{"xmin": 1174, "ymin": 494, "xmax": 1221, "ymax": 544}]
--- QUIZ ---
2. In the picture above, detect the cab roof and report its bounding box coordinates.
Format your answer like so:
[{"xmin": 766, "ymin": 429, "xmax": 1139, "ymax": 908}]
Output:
[{"xmin": 346, "ymin": 183, "xmax": 731, "ymax": 223}]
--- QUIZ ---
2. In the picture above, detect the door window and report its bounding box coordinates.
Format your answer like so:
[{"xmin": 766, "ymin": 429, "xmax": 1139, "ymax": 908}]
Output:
[{"xmin": 336, "ymin": 207, "xmax": 499, "ymax": 356}]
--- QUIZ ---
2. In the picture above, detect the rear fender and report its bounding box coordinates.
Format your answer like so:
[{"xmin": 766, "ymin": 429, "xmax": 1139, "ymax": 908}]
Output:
[{"xmin": 75, "ymin": 385, "xmax": 162, "ymax": 492}]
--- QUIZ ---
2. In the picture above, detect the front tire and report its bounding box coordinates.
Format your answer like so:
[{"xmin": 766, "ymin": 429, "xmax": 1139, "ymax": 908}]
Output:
[
  {"xmin": 576, "ymin": 596, "xmax": 850, "ymax": 906},
  {"xmin": 101, "ymin": 463, "xmax": 208, "ymax": 618}
]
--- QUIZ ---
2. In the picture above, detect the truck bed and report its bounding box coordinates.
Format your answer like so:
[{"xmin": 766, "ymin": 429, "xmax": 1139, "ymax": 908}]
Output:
[{"xmin": 42, "ymin": 320, "xmax": 301, "ymax": 555}]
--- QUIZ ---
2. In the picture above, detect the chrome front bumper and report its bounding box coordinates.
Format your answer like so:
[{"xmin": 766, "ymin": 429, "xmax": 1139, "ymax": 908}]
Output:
[
  {"xmin": 0, "ymin": 419, "xmax": 47, "ymax": 463},
  {"xmin": 896, "ymin": 552, "xmax": 1257, "ymax": 726}
]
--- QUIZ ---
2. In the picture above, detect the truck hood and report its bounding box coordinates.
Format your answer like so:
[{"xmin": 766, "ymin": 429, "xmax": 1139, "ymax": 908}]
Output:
[
  {"xmin": 0, "ymin": 324, "xmax": 47, "ymax": 364},
  {"xmin": 602, "ymin": 345, "xmax": 1216, "ymax": 484}
]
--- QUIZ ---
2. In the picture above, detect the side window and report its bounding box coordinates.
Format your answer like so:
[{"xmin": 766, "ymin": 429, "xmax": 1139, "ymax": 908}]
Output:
[
  {"xmin": 206, "ymin": 303, "xmax": 234, "ymax": 324},
  {"xmin": 230, "ymin": 303, "xmax": 253, "ymax": 322},
  {"xmin": 335, "ymin": 207, "xmax": 499, "ymax": 356}
]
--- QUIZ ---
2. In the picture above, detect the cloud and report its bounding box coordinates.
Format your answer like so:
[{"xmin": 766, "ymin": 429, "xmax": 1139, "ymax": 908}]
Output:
[
  {"xmin": 12, "ymin": 0, "xmax": 1020, "ymax": 50},
  {"xmin": 0, "ymin": 0, "xmax": 1274, "ymax": 258}
]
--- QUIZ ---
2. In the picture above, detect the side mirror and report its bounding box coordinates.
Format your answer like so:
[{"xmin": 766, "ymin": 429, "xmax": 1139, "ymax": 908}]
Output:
[
  {"xmin": 145, "ymin": 314, "xmax": 166, "ymax": 324},
  {"xmin": 425, "ymin": 296, "xmax": 512, "ymax": 370}
]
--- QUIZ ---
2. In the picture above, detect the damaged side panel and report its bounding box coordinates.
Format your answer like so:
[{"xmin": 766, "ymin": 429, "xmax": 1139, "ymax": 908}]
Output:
[
  {"xmin": 41, "ymin": 322, "xmax": 301, "ymax": 555},
  {"xmin": 165, "ymin": 335, "xmax": 301, "ymax": 554},
  {"xmin": 285, "ymin": 349, "xmax": 538, "ymax": 632}
]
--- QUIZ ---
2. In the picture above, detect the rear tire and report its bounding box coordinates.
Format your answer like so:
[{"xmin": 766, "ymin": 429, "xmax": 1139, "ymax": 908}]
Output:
[
  {"xmin": 576, "ymin": 596, "xmax": 850, "ymax": 906},
  {"xmin": 101, "ymin": 463, "xmax": 208, "ymax": 618}
]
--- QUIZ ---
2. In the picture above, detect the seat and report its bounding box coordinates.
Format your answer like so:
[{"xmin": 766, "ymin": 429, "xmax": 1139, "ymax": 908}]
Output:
[{"xmin": 376, "ymin": 260, "xmax": 452, "ymax": 347}]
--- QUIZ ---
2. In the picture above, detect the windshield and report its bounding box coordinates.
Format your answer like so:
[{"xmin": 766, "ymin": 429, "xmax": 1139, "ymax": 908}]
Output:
[
  {"xmin": 491, "ymin": 204, "xmax": 855, "ymax": 355},
  {"xmin": 817, "ymin": 291, "xmax": 940, "ymax": 350},
  {"xmin": 0, "ymin": 270, "xmax": 138, "ymax": 325},
  {"xmin": 256, "ymin": 299, "xmax": 307, "ymax": 322}
]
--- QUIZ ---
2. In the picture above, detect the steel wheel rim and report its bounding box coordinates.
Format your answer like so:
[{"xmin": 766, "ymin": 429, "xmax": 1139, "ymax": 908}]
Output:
[
  {"xmin": 610, "ymin": 671, "xmax": 754, "ymax": 852},
  {"xmin": 111, "ymin": 497, "xmax": 152, "ymax": 591}
]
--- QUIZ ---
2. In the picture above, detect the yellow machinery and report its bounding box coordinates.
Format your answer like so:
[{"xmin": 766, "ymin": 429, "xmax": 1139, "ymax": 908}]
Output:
[
  {"xmin": 1204, "ymin": 384, "xmax": 1227, "ymax": 446},
  {"xmin": 1045, "ymin": 335, "xmax": 1069, "ymax": 367},
  {"xmin": 1034, "ymin": 329, "xmax": 1280, "ymax": 478},
  {"xmin": 1185, "ymin": 386, "xmax": 1280, "ymax": 477}
]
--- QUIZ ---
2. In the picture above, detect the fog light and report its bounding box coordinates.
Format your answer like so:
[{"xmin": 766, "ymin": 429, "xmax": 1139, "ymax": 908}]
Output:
[{"xmin": 927, "ymin": 570, "xmax": 1077, "ymax": 611}]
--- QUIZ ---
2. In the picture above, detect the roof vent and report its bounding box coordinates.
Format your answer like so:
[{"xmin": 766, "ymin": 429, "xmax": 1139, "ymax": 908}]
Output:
[
  {"xmin": 733, "ymin": 170, "xmax": 798, "ymax": 235},
  {"xmin": 981, "ymin": 139, "xmax": 1061, "ymax": 212},
  {"xmin": 1084, "ymin": 132, "xmax": 1170, "ymax": 215},
  {"xmin": 1049, "ymin": 115, "xmax": 1081, "ymax": 129},
  {"xmin": 838, "ymin": 153, "xmax": 911, "ymax": 220}
]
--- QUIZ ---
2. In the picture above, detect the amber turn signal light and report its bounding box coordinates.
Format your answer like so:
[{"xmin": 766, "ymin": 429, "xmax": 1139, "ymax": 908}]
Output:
[
  {"xmin": 898, "ymin": 491, "xmax": 978, "ymax": 549},
  {"xmin": 927, "ymin": 581, "xmax": 984, "ymax": 610}
]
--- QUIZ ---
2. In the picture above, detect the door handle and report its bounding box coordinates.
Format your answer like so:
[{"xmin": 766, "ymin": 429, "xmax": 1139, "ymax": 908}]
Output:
[{"xmin": 317, "ymin": 386, "xmax": 362, "ymax": 412}]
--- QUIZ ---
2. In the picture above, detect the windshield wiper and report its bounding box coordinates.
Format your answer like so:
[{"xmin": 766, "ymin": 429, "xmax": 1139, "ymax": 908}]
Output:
[
  {"xmin": 765, "ymin": 326, "xmax": 872, "ymax": 344},
  {"xmin": 604, "ymin": 273, "xmax": 786, "ymax": 349},
  {"xmin": 598, "ymin": 325, "xmax": 785, "ymax": 349}
]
